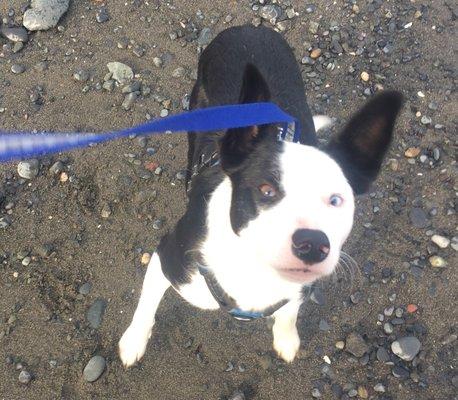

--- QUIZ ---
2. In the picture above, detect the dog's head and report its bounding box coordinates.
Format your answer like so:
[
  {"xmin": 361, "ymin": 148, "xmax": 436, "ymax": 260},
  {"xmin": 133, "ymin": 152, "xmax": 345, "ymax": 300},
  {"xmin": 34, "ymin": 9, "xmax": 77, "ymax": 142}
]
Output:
[{"xmin": 217, "ymin": 64, "xmax": 403, "ymax": 285}]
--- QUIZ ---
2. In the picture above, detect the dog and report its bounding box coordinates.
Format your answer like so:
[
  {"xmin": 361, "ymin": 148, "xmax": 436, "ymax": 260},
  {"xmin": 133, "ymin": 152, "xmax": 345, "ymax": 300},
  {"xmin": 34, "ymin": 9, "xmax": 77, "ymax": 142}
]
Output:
[{"xmin": 119, "ymin": 25, "xmax": 403, "ymax": 366}]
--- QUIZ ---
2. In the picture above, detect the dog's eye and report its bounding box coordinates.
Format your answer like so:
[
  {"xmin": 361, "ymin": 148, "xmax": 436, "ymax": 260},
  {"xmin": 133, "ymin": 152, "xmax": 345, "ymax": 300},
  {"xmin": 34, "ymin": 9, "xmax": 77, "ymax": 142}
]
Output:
[
  {"xmin": 259, "ymin": 183, "xmax": 277, "ymax": 198},
  {"xmin": 329, "ymin": 194, "xmax": 344, "ymax": 207}
]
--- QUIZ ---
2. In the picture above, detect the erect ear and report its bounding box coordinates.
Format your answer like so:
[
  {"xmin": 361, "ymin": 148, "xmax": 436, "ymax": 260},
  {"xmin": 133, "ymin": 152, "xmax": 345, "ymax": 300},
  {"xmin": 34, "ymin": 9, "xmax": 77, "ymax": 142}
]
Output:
[
  {"xmin": 220, "ymin": 64, "xmax": 272, "ymax": 172},
  {"xmin": 325, "ymin": 91, "xmax": 403, "ymax": 194}
]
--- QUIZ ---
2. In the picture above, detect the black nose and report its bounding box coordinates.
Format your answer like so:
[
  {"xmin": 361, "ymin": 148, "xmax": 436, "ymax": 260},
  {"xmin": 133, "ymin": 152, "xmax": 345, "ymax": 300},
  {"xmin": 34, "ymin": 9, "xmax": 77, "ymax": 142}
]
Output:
[{"xmin": 292, "ymin": 229, "xmax": 330, "ymax": 264}]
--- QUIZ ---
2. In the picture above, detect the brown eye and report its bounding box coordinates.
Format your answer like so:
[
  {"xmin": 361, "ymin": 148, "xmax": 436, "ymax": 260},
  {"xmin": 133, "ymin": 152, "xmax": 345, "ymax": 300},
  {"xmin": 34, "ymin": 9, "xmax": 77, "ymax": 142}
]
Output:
[{"xmin": 258, "ymin": 183, "xmax": 277, "ymax": 198}]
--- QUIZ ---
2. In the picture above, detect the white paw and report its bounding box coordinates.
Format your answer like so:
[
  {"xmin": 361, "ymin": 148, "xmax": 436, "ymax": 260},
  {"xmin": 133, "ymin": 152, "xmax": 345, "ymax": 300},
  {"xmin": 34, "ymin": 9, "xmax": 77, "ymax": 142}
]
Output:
[
  {"xmin": 118, "ymin": 324, "xmax": 152, "ymax": 368},
  {"xmin": 273, "ymin": 326, "xmax": 300, "ymax": 363}
]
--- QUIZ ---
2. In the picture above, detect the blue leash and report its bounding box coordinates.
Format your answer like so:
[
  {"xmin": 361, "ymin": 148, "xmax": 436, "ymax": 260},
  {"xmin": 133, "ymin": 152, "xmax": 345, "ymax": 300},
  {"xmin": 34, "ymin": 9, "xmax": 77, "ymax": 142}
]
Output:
[{"xmin": 0, "ymin": 102, "xmax": 300, "ymax": 163}]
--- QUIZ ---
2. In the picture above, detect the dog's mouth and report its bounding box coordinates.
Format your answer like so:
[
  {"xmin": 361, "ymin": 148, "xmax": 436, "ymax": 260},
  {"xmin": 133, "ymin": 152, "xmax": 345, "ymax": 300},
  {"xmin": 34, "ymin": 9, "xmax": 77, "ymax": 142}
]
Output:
[{"xmin": 276, "ymin": 266, "xmax": 323, "ymax": 283}]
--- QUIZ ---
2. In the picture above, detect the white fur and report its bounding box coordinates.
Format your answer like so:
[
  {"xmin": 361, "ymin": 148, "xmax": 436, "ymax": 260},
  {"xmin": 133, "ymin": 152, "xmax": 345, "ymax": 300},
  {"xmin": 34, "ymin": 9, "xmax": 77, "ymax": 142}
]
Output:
[
  {"xmin": 312, "ymin": 115, "xmax": 332, "ymax": 131},
  {"xmin": 119, "ymin": 253, "xmax": 170, "ymax": 367},
  {"xmin": 272, "ymin": 300, "xmax": 302, "ymax": 362}
]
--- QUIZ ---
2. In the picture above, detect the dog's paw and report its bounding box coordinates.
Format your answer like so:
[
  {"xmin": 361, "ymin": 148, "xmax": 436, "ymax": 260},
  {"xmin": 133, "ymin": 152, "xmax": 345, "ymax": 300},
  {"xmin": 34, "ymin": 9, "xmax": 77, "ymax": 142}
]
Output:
[
  {"xmin": 118, "ymin": 324, "xmax": 152, "ymax": 368},
  {"xmin": 273, "ymin": 326, "xmax": 300, "ymax": 363}
]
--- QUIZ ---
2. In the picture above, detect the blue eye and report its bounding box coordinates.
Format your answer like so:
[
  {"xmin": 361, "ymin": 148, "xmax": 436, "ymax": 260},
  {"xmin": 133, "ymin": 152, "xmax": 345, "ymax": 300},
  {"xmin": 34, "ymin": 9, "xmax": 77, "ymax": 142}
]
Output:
[{"xmin": 329, "ymin": 194, "xmax": 344, "ymax": 207}]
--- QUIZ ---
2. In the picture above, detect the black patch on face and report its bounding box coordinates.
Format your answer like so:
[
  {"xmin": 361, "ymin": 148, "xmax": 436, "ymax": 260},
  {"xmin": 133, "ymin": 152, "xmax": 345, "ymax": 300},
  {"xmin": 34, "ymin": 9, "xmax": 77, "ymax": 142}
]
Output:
[{"xmin": 227, "ymin": 136, "xmax": 285, "ymax": 234}]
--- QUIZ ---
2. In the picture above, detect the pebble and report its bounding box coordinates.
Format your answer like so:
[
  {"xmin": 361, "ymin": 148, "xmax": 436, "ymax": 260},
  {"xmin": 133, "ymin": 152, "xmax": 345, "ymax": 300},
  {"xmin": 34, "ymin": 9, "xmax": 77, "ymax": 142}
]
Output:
[
  {"xmin": 319, "ymin": 319, "xmax": 330, "ymax": 331},
  {"xmin": 122, "ymin": 81, "xmax": 141, "ymax": 94},
  {"xmin": 107, "ymin": 62, "xmax": 133, "ymax": 84},
  {"xmin": 360, "ymin": 71, "xmax": 370, "ymax": 82},
  {"xmin": 96, "ymin": 6, "xmax": 110, "ymax": 23},
  {"xmin": 73, "ymin": 69, "xmax": 90, "ymax": 82},
  {"xmin": 409, "ymin": 207, "xmax": 429, "ymax": 228},
  {"xmin": 309, "ymin": 21, "xmax": 320, "ymax": 34},
  {"xmin": 310, "ymin": 287, "xmax": 325, "ymax": 305},
  {"xmin": 260, "ymin": 5, "xmax": 282, "ymax": 22},
  {"xmin": 383, "ymin": 322, "xmax": 394, "ymax": 334},
  {"xmin": 373, "ymin": 383, "xmax": 386, "ymax": 393},
  {"xmin": 429, "ymin": 255, "xmax": 446, "ymax": 268},
  {"xmin": 153, "ymin": 57, "xmax": 163, "ymax": 68},
  {"xmin": 228, "ymin": 392, "xmax": 245, "ymax": 400},
  {"xmin": 406, "ymin": 304, "xmax": 418, "ymax": 313},
  {"xmin": 78, "ymin": 282, "xmax": 92, "ymax": 295},
  {"xmin": 311, "ymin": 388, "xmax": 322, "ymax": 398},
  {"xmin": 49, "ymin": 161, "xmax": 64, "ymax": 175},
  {"xmin": 392, "ymin": 365, "xmax": 410, "ymax": 379},
  {"xmin": 197, "ymin": 27, "xmax": 212, "ymax": 46},
  {"xmin": 376, "ymin": 347, "xmax": 391, "ymax": 362},
  {"xmin": 100, "ymin": 203, "xmax": 111, "ymax": 218},
  {"xmin": 18, "ymin": 370, "xmax": 32, "ymax": 384},
  {"xmin": 391, "ymin": 337, "xmax": 421, "ymax": 361},
  {"xmin": 141, "ymin": 252, "xmax": 151, "ymax": 265},
  {"xmin": 152, "ymin": 219, "xmax": 163, "ymax": 230},
  {"xmin": 83, "ymin": 356, "xmax": 106, "ymax": 382},
  {"xmin": 451, "ymin": 237, "xmax": 458, "ymax": 252},
  {"xmin": 421, "ymin": 115, "xmax": 432, "ymax": 125},
  {"xmin": 23, "ymin": 0, "xmax": 70, "ymax": 31},
  {"xmin": 404, "ymin": 147, "xmax": 421, "ymax": 158},
  {"xmin": 86, "ymin": 299, "xmax": 107, "ymax": 329},
  {"xmin": 335, "ymin": 341, "xmax": 345, "ymax": 350},
  {"xmin": 310, "ymin": 48, "xmax": 322, "ymax": 59},
  {"xmin": 345, "ymin": 333, "xmax": 369, "ymax": 358},
  {"xmin": 431, "ymin": 234, "xmax": 450, "ymax": 248},
  {"xmin": 11, "ymin": 64, "xmax": 26, "ymax": 74},
  {"xmin": 18, "ymin": 159, "xmax": 40, "ymax": 179},
  {"xmin": 122, "ymin": 93, "xmax": 138, "ymax": 111},
  {"xmin": 0, "ymin": 26, "xmax": 28, "ymax": 42}
]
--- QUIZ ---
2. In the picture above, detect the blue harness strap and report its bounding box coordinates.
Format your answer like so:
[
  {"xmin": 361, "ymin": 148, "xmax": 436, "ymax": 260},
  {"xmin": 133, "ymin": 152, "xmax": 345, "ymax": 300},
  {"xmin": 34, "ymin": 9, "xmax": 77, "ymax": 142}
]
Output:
[{"xmin": 0, "ymin": 102, "xmax": 300, "ymax": 163}]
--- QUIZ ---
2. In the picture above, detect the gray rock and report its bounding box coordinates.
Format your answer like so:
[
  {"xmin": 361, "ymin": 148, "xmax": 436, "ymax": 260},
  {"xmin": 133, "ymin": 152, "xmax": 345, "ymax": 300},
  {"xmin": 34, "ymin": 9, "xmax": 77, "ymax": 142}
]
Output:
[
  {"xmin": 18, "ymin": 159, "xmax": 40, "ymax": 179},
  {"xmin": 373, "ymin": 383, "xmax": 386, "ymax": 393},
  {"xmin": 228, "ymin": 391, "xmax": 245, "ymax": 400},
  {"xmin": 392, "ymin": 365, "xmax": 410, "ymax": 378},
  {"xmin": 197, "ymin": 27, "xmax": 212, "ymax": 46},
  {"xmin": 376, "ymin": 347, "xmax": 391, "ymax": 362},
  {"xmin": 310, "ymin": 287, "xmax": 325, "ymax": 305},
  {"xmin": 86, "ymin": 299, "xmax": 107, "ymax": 329},
  {"xmin": 96, "ymin": 7, "xmax": 109, "ymax": 23},
  {"xmin": 391, "ymin": 337, "xmax": 421, "ymax": 361},
  {"xmin": 420, "ymin": 115, "xmax": 432, "ymax": 125},
  {"xmin": 345, "ymin": 332, "xmax": 369, "ymax": 358},
  {"xmin": 83, "ymin": 356, "xmax": 106, "ymax": 382},
  {"xmin": 73, "ymin": 69, "xmax": 90, "ymax": 82},
  {"xmin": 409, "ymin": 207, "xmax": 429, "ymax": 228},
  {"xmin": 0, "ymin": 26, "xmax": 28, "ymax": 42},
  {"xmin": 122, "ymin": 92, "xmax": 138, "ymax": 111},
  {"xmin": 11, "ymin": 64, "xmax": 26, "ymax": 74},
  {"xmin": 18, "ymin": 370, "xmax": 32, "ymax": 384},
  {"xmin": 49, "ymin": 161, "xmax": 64, "ymax": 174},
  {"xmin": 319, "ymin": 319, "xmax": 330, "ymax": 331},
  {"xmin": 122, "ymin": 81, "xmax": 141, "ymax": 94},
  {"xmin": 107, "ymin": 62, "xmax": 133, "ymax": 84},
  {"xmin": 78, "ymin": 282, "xmax": 92, "ymax": 295},
  {"xmin": 260, "ymin": 5, "xmax": 282, "ymax": 22},
  {"xmin": 23, "ymin": 0, "xmax": 70, "ymax": 31}
]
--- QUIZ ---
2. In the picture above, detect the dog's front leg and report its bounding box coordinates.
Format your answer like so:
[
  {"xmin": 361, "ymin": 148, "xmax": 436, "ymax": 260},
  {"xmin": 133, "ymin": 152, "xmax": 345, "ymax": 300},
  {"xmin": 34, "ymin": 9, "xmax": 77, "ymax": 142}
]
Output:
[
  {"xmin": 272, "ymin": 300, "xmax": 302, "ymax": 363},
  {"xmin": 119, "ymin": 252, "xmax": 170, "ymax": 368}
]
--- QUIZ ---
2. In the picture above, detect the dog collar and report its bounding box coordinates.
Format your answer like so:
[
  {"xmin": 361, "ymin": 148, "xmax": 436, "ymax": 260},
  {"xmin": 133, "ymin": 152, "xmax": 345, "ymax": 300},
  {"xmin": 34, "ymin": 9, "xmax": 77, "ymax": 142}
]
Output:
[{"xmin": 197, "ymin": 263, "xmax": 289, "ymax": 322}]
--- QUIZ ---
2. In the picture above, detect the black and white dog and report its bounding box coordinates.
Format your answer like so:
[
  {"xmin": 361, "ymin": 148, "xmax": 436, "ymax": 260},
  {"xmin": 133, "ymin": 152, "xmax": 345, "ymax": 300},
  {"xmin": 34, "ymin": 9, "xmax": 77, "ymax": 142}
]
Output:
[{"xmin": 119, "ymin": 25, "xmax": 403, "ymax": 366}]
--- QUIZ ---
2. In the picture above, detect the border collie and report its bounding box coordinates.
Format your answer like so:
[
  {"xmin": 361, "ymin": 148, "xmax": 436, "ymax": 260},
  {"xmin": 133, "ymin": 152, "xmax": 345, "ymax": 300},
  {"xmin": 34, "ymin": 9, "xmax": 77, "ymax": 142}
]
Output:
[{"xmin": 119, "ymin": 25, "xmax": 403, "ymax": 366}]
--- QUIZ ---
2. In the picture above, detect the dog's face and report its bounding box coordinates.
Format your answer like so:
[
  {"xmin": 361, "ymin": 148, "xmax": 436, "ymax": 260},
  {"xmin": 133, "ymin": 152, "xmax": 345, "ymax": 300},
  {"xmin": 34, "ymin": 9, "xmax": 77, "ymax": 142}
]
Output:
[{"xmin": 218, "ymin": 65, "xmax": 403, "ymax": 285}]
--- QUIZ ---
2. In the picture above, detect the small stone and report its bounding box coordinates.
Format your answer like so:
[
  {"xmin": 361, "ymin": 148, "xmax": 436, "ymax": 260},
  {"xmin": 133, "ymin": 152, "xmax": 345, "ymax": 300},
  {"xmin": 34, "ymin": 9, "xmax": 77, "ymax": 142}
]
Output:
[
  {"xmin": 391, "ymin": 337, "xmax": 421, "ymax": 361},
  {"xmin": 49, "ymin": 161, "xmax": 64, "ymax": 175},
  {"xmin": 83, "ymin": 356, "xmax": 106, "ymax": 382},
  {"xmin": 409, "ymin": 207, "xmax": 429, "ymax": 228},
  {"xmin": 23, "ymin": 0, "xmax": 70, "ymax": 31},
  {"xmin": 73, "ymin": 69, "xmax": 89, "ymax": 82},
  {"xmin": 319, "ymin": 319, "xmax": 330, "ymax": 331},
  {"xmin": 310, "ymin": 287, "xmax": 325, "ymax": 305},
  {"xmin": 260, "ymin": 5, "xmax": 282, "ymax": 22},
  {"xmin": 197, "ymin": 27, "xmax": 212, "ymax": 46},
  {"xmin": 36, "ymin": 243, "xmax": 53, "ymax": 258},
  {"xmin": 141, "ymin": 253, "xmax": 151, "ymax": 265},
  {"xmin": 376, "ymin": 347, "xmax": 391, "ymax": 362},
  {"xmin": 335, "ymin": 341, "xmax": 345, "ymax": 350},
  {"xmin": 451, "ymin": 237, "xmax": 458, "ymax": 251},
  {"xmin": 405, "ymin": 147, "xmax": 421, "ymax": 158},
  {"xmin": 18, "ymin": 159, "xmax": 40, "ymax": 179},
  {"xmin": 86, "ymin": 299, "xmax": 107, "ymax": 329},
  {"xmin": 152, "ymin": 219, "xmax": 163, "ymax": 230},
  {"xmin": 309, "ymin": 21, "xmax": 320, "ymax": 34},
  {"xmin": 429, "ymin": 255, "xmax": 446, "ymax": 268},
  {"xmin": 350, "ymin": 291, "xmax": 363, "ymax": 304},
  {"xmin": 305, "ymin": 4, "xmax": 317, "ymax": 13},
  {"xmin": 431, "ymin": 235, "xmax": 450, "ymax": 248},
  {"xmin": 406, "ymin": 304, "xmax": 418, "ymax": 313},
  {"xmin": 122, "ymin": 81, "xmax": 141, "ymax": 94},
  {"xmin": 78, "ymin": 282, "xmax": 92, "ymax": 295},
  {"xmin": 59, "ymin": 172, "xmax": 68, "ymax": 183},
  {"xmin": 1, "ymin": 26, "xmax": 28, "ymax": 42},
  {"xmin": 153, "ymin": 57, "xmax": 163, "ymax": 67},
  {"xmin": 18, "ymin": 370, "xmax": 32, "ymax": 384},
  {"xmin": 392, "ymin": 365, "xmax": 410, "ymax": 379},
  {"xmin": 311, "ymin": 388, "xmax": 322, "ymax": 398},
  {"xmin": 348, "ymin": 389, "xmax": 358, "ymax": 397},
  {"xmin": 358, "ymin": 386, "xmax": 369, "ymax": 399},
  {"xmin": 384, "ymin": 322, "xmax": 394, "ymax": 334},
  {"xmin": 101, "ymin": 203, "xmax": 111, "ymax": 218},
  {"xmin": 172, "ymin": 67, "xmax": 186, "ymax": 78},
  {"xmin": 122, "ymin": 92, "xmax": 138, "ymax": 111},
  {"xmin": 160, "ymin": 109, "xmax": 169, "ymax": 117},
  {"xmin": 360, "ymin": 71, "xmax": 370, "ymax": 82},
  {"xmin": 102, "ymin": 80, "xmax": 115, "ymax": 92},
  {"xmin": 228, "ymin": 391, "xmax": 245, "ymax": 400},
  {"xmin": 373, "ymin": 383, "xmax": 386, "ymax": 393},
  {"xmin": 11, "ymin": 64, "xmax": 26, "ymax": 74},
  {"xmin": 21, "ymin": 256, "xmax": 31, "ymax": 266},
  {"xmin": 96, "ymin": 6, "xmax": 110, "ymax": 23},
  {"xmin": 107, "ymin": 62, "xmax": 133, "ymax": 84},
  {"xmin": 310, "ymin": 48, "xmax": 322, "ymax": 59},
  {"xmin": 345, "ymin": 332, "xmax": 369, "ymax": 358},
  {"xmin": 420, "ymin": 115, "xmax": 432, "ymax": 125}
]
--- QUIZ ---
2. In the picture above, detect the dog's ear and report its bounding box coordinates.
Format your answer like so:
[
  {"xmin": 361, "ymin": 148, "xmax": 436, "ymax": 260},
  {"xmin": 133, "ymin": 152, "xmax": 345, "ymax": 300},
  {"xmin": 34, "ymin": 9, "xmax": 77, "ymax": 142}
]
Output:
[
  {"xmin": 220, "ymin": 64, "xmax": 272, "ymax": 172},
  {"xmin": 325, "ymin": 91, "xmax": 403, "ymax": 194}
]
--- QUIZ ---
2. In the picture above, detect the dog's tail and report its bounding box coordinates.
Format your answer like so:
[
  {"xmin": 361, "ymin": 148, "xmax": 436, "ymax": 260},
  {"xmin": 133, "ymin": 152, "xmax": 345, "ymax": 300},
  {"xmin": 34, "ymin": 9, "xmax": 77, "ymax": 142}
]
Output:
[{"xmin": 312, "ymin": 115, "xmax": 332, "ymax": 132}]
